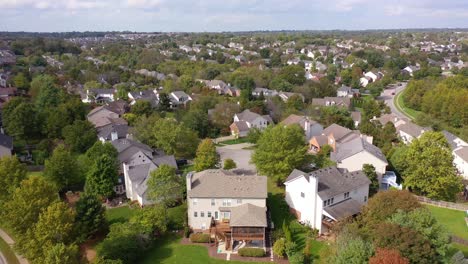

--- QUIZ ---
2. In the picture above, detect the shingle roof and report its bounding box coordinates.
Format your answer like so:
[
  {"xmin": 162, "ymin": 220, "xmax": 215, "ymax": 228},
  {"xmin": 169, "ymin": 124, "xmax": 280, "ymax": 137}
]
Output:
[
  {"xmin": 231, "ymin": 121, "xmax": 250, "ymax": 132},
  {"xmin": 322, "ymin": 124, "xmax": 352, "ymax": 142},
  {"xmin": 236, "ymin": 110, "xmax": 263, "ymax": 123},
  {"xmin": 330, "ymin": 136, "xmax": 387, "ymax": 164},
  {"xmin": 0, "ymin": 133, "xmax": 13, "ymax": 149},
  {"xmin": 187, "ymin": 170, "xmax": 267, "ymax": 199},
  {"xmin": 324, "ymin": 199, "xmax": 363, "ymax": 220},
  {"xmin": 111, "ymin": 138, "xmax": 153, "ymax": 164},
  {"xmin": 229, "ymin": 204, "xmax": 267, "ymax": 227},
  {"xmin": 351, "ymin": 111, "xmax": 361, "ymax": 123},
  {"xmin": 97, "ymin": 124, "xmax": 129, "ymax": 140},
  {"xmin": 281, "ymin": 114, "xmax": 318, "ymax": 128},
  {"xmin": 397, "ymin": 122, "xmax": 429, "ymax": 138}
]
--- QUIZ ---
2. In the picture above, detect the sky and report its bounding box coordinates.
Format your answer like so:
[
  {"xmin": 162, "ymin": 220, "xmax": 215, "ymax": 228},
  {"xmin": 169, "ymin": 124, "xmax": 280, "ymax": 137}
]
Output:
[{"xmin": 1, "ymin": 0, "xmax": 468, "ymax": 32}]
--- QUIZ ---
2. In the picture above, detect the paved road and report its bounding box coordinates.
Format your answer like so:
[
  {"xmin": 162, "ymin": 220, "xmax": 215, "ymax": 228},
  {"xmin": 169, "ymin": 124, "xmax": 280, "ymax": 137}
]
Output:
[
  {"xmin": 377, "ymin": 82, "xmax": 409, "ymax": 119},
  {"xmin": 216, "ymin": 143, "xmax": 256, "ymax": 174}
]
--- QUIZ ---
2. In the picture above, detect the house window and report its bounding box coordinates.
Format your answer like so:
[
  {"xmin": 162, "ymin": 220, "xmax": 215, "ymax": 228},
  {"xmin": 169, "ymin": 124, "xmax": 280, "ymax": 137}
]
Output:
[
  {"xmin": 214, "ymin": 211, "xmax": 219, "ymax": 220},
  {"xmin": 323, "ymin": 200, "xmax": 326, "ymax": 207},
  {"xmin": 221, "ymin": 212, "xmax": 231, "ymax": 219},
  {"xmin": 237, "ymin": 199, "xmax": 242, "ymax": 204},
  {"xmin": 200, "ymin": 211, "xmax": 204, "ymax": 217},
  {"xmin": 222, "ymin": 199, "xmax": 232, "ymax": 206},
  {"xmin": 193, "ymin": 199, "xmax": 198, "ymax": 206},
  {"xmin": 211, "ymin": 199, "xmax": 215, "ymax": 206},
  {"xmin": 194, "ymin": 212, "xmax": 198, "ymax": 217},
  {"xmin": 208, "ymin": 212, "xmax": 212, "ymax": 218},
  {"xmin": 344, "ymin": 192, "xmax": 350, "ymax": 199},
  {"xmin": 364, "ymin": 196, "xmax": 367, "ymax": 202},
  {"xmin": 301, "ymin": 192, "xmax": 305, "ymax": 198},
  {"xmin": 331, "ymin": 198, "xmax": 334, "ymax": 204}
]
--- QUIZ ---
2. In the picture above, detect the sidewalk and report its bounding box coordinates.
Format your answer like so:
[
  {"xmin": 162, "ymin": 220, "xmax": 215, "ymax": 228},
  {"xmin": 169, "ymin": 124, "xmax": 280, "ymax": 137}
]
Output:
[{"xmin": 0, "ymin": 228, "xmax": 28, "ymax": 264}]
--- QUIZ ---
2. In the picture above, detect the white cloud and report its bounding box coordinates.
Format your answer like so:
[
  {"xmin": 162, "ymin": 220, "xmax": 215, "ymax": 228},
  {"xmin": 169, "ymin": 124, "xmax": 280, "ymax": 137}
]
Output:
[
  {"xmin": 0, "ymin": 0, "xmax": 109, "ymax": 9},
  {"xmin": 127, "ymin": 0, "xmax": 163, "ymax": 8}
]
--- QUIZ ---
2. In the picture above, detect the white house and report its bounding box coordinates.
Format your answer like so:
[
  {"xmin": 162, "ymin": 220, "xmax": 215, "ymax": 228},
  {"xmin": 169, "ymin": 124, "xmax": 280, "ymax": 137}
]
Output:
[
  {"xmin": 284, "ymin": 167, "xmax": 370, "ymax": 234},
  {"xmin": 230, "ymin": 110, "xmax": 273, "ymax": 137},
  {"xmin": 82, "ymin": 88, "xmax": 115, "ymax": 104},
  {"xmin": 360, "ymin": 76, "xmax": 371, "ymax": 87},
  {"xmin": 454, "ymin": 147, "xmax": 468, "ymax": 179},
  {"xmin": 395, "ymin": 122, "xmax": 430, "ymax": 144}
]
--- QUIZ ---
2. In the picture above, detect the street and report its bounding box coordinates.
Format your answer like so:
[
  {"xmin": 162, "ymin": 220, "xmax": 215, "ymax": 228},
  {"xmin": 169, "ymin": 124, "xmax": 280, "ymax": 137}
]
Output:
[{"xmin": 377, "ymin": 82, "xmax": 409, "ymax": 119}]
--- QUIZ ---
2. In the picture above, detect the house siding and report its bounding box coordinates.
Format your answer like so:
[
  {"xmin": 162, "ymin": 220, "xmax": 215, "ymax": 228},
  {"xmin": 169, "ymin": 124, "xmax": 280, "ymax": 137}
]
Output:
[{"xmin": 337, "ymin": 151, "xmax": 387, "ymax": 175}]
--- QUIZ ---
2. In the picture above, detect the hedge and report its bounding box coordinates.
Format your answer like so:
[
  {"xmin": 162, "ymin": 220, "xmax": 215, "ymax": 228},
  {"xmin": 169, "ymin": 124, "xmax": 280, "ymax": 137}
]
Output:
[
  {"xmin": 238, "ymin": 247, "xmax": 265, "ymax": 257},
  {"xmin": 189, "ymin": 233, "xmax": 211, "ymax": 243}
]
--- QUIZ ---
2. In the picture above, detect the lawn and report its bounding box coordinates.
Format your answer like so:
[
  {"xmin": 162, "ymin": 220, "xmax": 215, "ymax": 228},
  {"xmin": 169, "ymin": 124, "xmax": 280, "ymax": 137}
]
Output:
[
  {"xmin": 27, "ymin": 171, "xmax": 43, "ymax": 177},
  {"xmin": 217, "ymin": 138, "xmax": 249, "ymax": 145},
  {"xmin": 0, "ymin": 235, "xmax": 19, "ymax": 264},
  {"xmin": 106, "ymin": 205, "xmax": 139, "ymax": 225},
  {"xmin": 427, "ymin": 205, "xmax": 468, "ymax": 240},
  {"xmin": 394, "ymin": 90, "xmax": 421, "ymax": 120},
  {"xmin": 140, "ymin": 234, "xmax": 271, "ymax": 264}
]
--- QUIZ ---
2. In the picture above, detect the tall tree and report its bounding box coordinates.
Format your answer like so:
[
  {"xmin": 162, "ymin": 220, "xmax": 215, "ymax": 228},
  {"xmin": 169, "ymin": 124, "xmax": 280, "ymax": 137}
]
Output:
[
  {"xmin": 2, "ymin": 176, "xmax": 59, "ymax": 234},
  {"xmin": 194, "ymin": 139, "xmax": 219, "ymax": 172},
  {"xmin": 211, "ymin": 102, "xmax": 240, "ymax": 131},
  {"xmin": 62, "ymin": 120, "xmax": 97, "ymax": 153},
  {"xmin": 43, "ymin": 243, "xmax": 79, "ymax": 264},
  {"xmin": 147, "ymin": 164, "xmax": 182, "ymax": 208},
  {"xmin": 151, "ymin": 119, "xmax": 199, "ymax": 158},
  {"xmin": 182, "ymin": 110, "xmax": 211, "ymax": 138},
  {"xmin": 75, "ymin": 193, "xmax": 107, "ymax": 240},
  {"xmin": 402, "ymin": 132, "xmax": 463, "ymax": 201},
  {"xmin": 85, "ymin": 155, "xmax": 118, "ymax": 198},
  {"xmin": 363, "ymin": 164, "xmax": 379, "ymax": 197},
  {"xmin": 44, "ymin": 144, "xmax": 81, "ymax": 190},
  {"xmin": 2, "ymin": 98, "xmax": 37, "ymax": 140},
  {"xmin": 252, "ymin": 125, "xmax": 308, "ymax": 184},
  {"xmin": 0, "ymin": 156, "xmax": 27, "ymax": 207}
]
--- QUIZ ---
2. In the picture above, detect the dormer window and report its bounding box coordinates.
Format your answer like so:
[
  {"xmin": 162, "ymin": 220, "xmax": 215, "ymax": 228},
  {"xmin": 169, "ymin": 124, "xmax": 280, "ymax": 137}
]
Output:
[{"xmin": 300, "ymin": 192, "xmax": 305, "ymax": 198}]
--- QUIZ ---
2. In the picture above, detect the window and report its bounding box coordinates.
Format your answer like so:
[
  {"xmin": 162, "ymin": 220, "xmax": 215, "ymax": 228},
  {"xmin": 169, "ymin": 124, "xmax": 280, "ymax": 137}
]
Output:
[
  {"xmin": 344, "ymin": 192, "xmax": 350, "ymax": 199},
  {"xmin": 194, "ymin": 212, "xmax": 198, "ymax": 217},
  {"xmin": 193, "ymin": 199, "xmax": 198, "ymax": 206},
  {"xmin": 222, "ymin": 199, "xmax": 232, "ymax": 206},
  {"xmin": 208, "ymin": 212, "xmax": 212, "ymax": 218},
  {"xmin": 323, "ymin": 200, "xmax": 326, "ymax": 207},
  {"xmin": 364, "ymin": 196, "xmax": 367, "ymax": 202},
  {"xmin": 331, "ymin": 198, "xmax": 334, "ymax": 204},
  {"xmin": 214, "ymin": 211, "xmax": 219, "ymax": 220},
  {"xmin": 237, "ymin": 199, "xmax": 242, "ymax": 204},
  {"xmin": 301, "ymin": 192, "xmax": 305, "ymax": 198},
  {"xmin": 200, "ymin": 211, "xmax": 204, "ymax": 217},
  {"xmin": 221, "ymin": 212, "xmax": 231, "ymax": 219},
  {"xmin": 211, "ymin": 199, "xmax": 215, "ymax": 206}
]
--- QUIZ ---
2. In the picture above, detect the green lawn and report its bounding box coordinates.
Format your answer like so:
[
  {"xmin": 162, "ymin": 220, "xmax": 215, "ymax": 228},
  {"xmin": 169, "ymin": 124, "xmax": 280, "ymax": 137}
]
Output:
[
  {"xmin": 106, "ymin": 205, "xmax": 139, "ymax": 225},
  {"xmin": 140, "ymin": 234, "xmax": 271, "ymax": 264},
  {"xmin": 394, "ymin": 90, "xmax": 421, "ymax": 120},
  {"xmin": 427, "ymin": 205, "xmax": 468, "ymax": 240},
  {"xmin": 0, "ymin": 235, "xmax": 19, "ymax": 264},
  {"xmin": 452, "ymin": 243, "xmax": 468, "ymax": 257},
  {"xmin": 27, "ymin": 171, "xmax": 43, "ymax": 177},
  {"xmin": 217, "ymin": 138, "xmax": 249, "ymax": 145}
]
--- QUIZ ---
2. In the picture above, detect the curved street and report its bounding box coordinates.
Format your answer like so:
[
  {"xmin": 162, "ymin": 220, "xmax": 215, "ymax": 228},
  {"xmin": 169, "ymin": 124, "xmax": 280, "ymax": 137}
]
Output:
[{"xmin": 378, "ymin": 82, "xmax": 409, "ymax": 119}]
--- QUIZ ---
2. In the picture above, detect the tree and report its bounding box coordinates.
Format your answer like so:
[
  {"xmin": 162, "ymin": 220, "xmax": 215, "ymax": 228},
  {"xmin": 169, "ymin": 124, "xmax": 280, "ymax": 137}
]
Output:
[
  {"xmin": 369, "ymin": 248, "xmax": 409, "ymax": 264},
  {"xmin": 62, "ymin": 120, "xmax": 97, "ymax": 153},
  {"xmin": 18, "ymin": 202, "xmax": 76, "ymax": 261},
  {"xmin": 85, "ymin": 141, "xmax": 119, "ymax": 166},
  {"xmin": 30, "ymin": 74, "xmax": 56, "ymax": 100},
  {"xmin": 223, "ymin": 159, "xmax": 237, "ymax": 170},
  {"xmin": 44, "ymin": 144, "xmax": 81, "ymax": 190},
  {"xmin": 129, "ymin": 206, "xmax": 167, "ymax": 235},
  {"xmin": 133, "ymin": 114, "xmax": 161, "ymax": 147},
  {"xmin": 147, "ymin": 164, "xmax": 182, "ymax": 207},
  {"xmin": 151, "ymin": 119, "xmax": 199, "ymax": 158},
  {"xmin": 211, "ymin": 102, "xmax": 240, "ymax": 131},
  {"xmin": 43, "ymin": 243, "xmax": 79, "ymax": 264},
  {"xmin": 278, "ymin": 65, "xmax": 306, "ymax": 85},
  {"xmin": 158, "ymin": 93, "xmax": 171, "ymax": 111},
  {"xmin": 14, "ymin": 72, "xmax": 29, "ymax": 90},
  {"xmin": 2, "ymin": 176, "xmax": 59, "ymax": 234},
  {"xmin": 260, "ymin": 48, "xmax": 270, "ymax": 59},
  {"xmin": 402, "ymin": 132, "xmax": 463, "ymax": 201},
  {"xmin": 331, "ymin": 234, "xmax": 374, "ymax": 264},
  {"xmin": 320, "ymin": 106, "xmax": 354, "ymax": 129},
  {"xmin": 252, "ymin": 125, "xmax": 308, "ymax": 184},
  {"xmin": 246, "ymin": 127, "xmax": 262, "ymax": 143},
  {"xmin": 75, "ymin": 193, "xmax": 107, "ymax": 240},
  {"xmin": 2, "ymin": 98, "xmax": 37, "ymax": 140},
  {"xmin": 194, "ymin": 139, "xmax": 219, "ymax": 171},
  {"xmin": 85, "ymin": 155, "xmax": 119, "ymax": 198},
  {"xmin": 182, "ymin": 110, "xmax": 210, "ymax": 138},
  {"xmin": 363, "ymin": 164, "xmax": 379, "ymax": 197},
  {"xmin": 273, "ymin": 238, "xmax": 286, "ymax": 258},
  {"xmin": 131, "ymin": 100, "xmax": 152, "ymax": 117},
  {"xmin": 0, "ymin": 156, "xmax": 27, "ymax": 206}
]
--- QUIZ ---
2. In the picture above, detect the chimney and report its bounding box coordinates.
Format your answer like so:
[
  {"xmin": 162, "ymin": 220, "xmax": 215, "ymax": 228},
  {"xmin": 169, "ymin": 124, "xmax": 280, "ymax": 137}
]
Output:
[
  {"xmin": 111, "ymin": 131, "xmax": 118, "ymax": 141},
  {"xmin": 186, "ymin": 172, "xmax": 193, "ymax": 191}
]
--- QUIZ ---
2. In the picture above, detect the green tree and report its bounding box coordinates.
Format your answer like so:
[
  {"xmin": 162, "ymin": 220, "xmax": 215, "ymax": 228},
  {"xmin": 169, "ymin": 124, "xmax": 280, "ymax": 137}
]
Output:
[
  {"xmin": 2, "ymin": 98, "xmax": 37, "ymax": 140},
  {"xmin": 2, "ymin": 176, "xmax": 59, "ymax": 234},
  {"xmin": 147, "ymin": 164, "xmax": 182, "ymax": 207},
  {"xmin": 0, "ymin": 156, "xmax": 27, "ymax": 207},
  {"xmin": 182, "ymin": 110, "xmax": 210, "ymax": 138},
  {"xmin": 131, "ymin": 100, "xmax": 153, "ymax": 117},
  {"xmin": 252, "ymin": 125, "xmax": 308, "ymax": 184},
  {"xmin": 30, "ymin": 74, "xmax": 56, "ymax": 100},
  {"xmin": 129, "ymin": 206, "xmax": 167, "ymax": 235},
  {"xmin": 62, "ymin": 120, "xmax": 97, "ymax": 153},
  {"xmin": 211, "ymin": 102, "xmax": 240, "ymax": 131},
  {"xmin": 43, "ymin": 243, "xmax": 79, "ymax": 264},
  {"xmin": 320, "ymin": 106, "xmax": 354, "ymax": 129},
  {"xmin": 14, "ymin": 72, "xmax": 29, "ymax": 90},
  {"xmin": 194, "ymin": 139, "xmax": 219, "ymax": 171},
  {"xmin": 223, "ymin": 159, "xmax": 237, "ymax": 170},
  {"xmin": 152, "ymin": 119, "xmax": 199, "ymax": 158},
  {"xmin": 278, "ymin": 65, "xmax": 306, "ymax": 85},
  {"xmin": 133, "ymin": 114, "xmax": 161, "ymax": 147},
  {"xmin": 85, "ymin": 155, "xmax": 119, "ymax": 198},
  {"xmin": 363, "ymin": 164, "xmax": 379, "ymax": 197},
  {"xmin": 402, "ymin": 132, "xmax": 462, "ymax": 201},
  {"xmin": 331, "ymin": 233, "xmax": 374, "ymax": 264},
  {"xmin": 75, "ymin": 193, "xmax": 107, "ymax": 240},
  {"xmin": 260, "ymin": 48, "xmax": 270, "ymax": 59},
  {"xmin": 44, "ymin": 144, "xmax": 81, "ymax": 190}
]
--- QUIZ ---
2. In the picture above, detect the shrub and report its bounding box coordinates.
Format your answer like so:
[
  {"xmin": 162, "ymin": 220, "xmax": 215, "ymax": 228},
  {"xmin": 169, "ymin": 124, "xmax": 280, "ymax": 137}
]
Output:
[
  {"xmin": 223, "ymin": 159, "xmax": 237, "ymax": 170},
  {"xmin": 189, "ymin": 233, "xmax": 211, "ymax": 243},
  {"xmin": 273, "ymin": 238, "xmax": 286, "ymax": 258},
  {"xmin": 238, "ymin": 247, "xmax": 265, "ymax": 257},
  {"xmin": 288, "ymin": 252, "xmax": 305, "ymax": 264},
  {"xmin": 184, "ymin": 226, "xmax": 191, "ymax": 238}
]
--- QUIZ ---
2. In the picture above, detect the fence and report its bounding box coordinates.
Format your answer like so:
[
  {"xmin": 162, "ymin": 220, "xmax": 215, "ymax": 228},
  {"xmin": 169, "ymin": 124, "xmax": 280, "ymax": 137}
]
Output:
[
  {"xmin": 415, "ymin": 195, "xmax": 468, "ymax": 211},
  {"xmin": 452, "ymin": 236, "xmax": 468, "ymax": 246}
]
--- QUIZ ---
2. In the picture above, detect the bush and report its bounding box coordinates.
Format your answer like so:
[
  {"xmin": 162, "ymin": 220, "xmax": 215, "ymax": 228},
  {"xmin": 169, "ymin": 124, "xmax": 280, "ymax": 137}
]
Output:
[
  {"xmin": 184, "ymin": 226, "xmax": 191, "ymax": 238},
  {"xmin": 223, "ymin": 159, "xmax": 237, "ymax": 170},
  {"xmin": 189, "ymin": 233, "xmax": 211, "ymax": 243},
  {"xmin": 273, "ymin": 238, "xmax": 286, "ymax": 258},
  {"xmin": 238, "ymin": 247, "xmax": 265, "ymax": 257},
  {"xmin": 288, "ymin": 252, "xmax": 305, "ymax": 264}
]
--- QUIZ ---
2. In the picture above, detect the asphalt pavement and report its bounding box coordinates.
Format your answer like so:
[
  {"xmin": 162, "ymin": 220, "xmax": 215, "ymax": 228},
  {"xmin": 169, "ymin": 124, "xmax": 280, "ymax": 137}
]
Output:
[{"xmin": 377, "ymin": 82, "xmax": 408, "ymax": 119}]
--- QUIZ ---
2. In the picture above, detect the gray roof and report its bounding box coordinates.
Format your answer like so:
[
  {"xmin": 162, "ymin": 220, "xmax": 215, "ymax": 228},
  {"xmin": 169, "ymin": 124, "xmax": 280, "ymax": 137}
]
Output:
[
  {"xmin": 153, "ymin": 155, "xmax": 178, "ymax": 168},
  {"xmin": 232, "ymin": 121, "xmax": 250, "ymax": 132},
  {"xmin": 324, "ymin": 199, "xmax": 363, "ymax": 220},
  {"xmin": 188, "ymin": 170, "xmax": 267, "ymax": 199},
  {"xmin": 0, "ymin": 133, "xmax": 13, "ymax": 149},
  {"xmin": 337, "ymin": 85, "xmax": 352, "ymax": 92},
  {"xmin": 229, "ymin": 204, "xmax": 267, "ymax": 227},
  {"xmin": 97, "ymin": 124, "xmax": 129, "ymax": 140},
  {"xmin": 236, "ymin": 110, "xmax": 265, "ymax": 123},
  {"xmin": 322, "ymin": 124, "xmax": 352, "ymax": 142},
  {"xmin": 111, "ymin": 138, "xmax": 153, "ymax": 164},
  {"xmin": 281, "ymin": 114, "xmax": 318, "ymax": 128},
  {"xmin": 311, "ymin": 97, "xmax": 351, "ymax": 107},
  {"xmin": 351, "ymin": 111, "xmax": 361, "ymax": 123},
  {"xmin": 330, "ymin": 137, "xmax": 388, "ymax": 164},
  {"xmin": 455, "ymin": 147, "xmax": 468, "ymax": 162},
  {"xmin": 127, "ymin": 163, "xmax": 157, "ymax": 196},
  {"xmin": 397, "ymin": 122, "xmax": 429, "ymax": 138},
  {"xmin": 285, "ymin": 167, "xmax": 371, "ymax": 199}
]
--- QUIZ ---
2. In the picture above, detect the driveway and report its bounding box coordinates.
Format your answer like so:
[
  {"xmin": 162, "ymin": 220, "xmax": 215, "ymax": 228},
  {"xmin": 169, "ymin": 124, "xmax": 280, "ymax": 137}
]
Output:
[
  {"xmin": 377, "ymin": 82, "xmax": 408, "ymax": 119},
  {"xmin": 216, "ymin": 143, "xmax": 256, "ymax": 174}
]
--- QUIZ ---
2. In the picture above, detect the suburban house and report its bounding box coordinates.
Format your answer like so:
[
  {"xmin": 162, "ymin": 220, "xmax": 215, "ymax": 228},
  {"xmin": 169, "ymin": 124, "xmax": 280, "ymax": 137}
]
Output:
[
  {"xmin": 87, "ymin": 103, "xmax": 128, "ymax": 129},
  {"xmin": 230, "ymin": 110, "xmax": 273, "ymax": 138},
  {"xmin": 330, "ymin": 136, "xmax": 388, "ymax": 175},
  {"xmin": 443, "ymin": 130, "xmax": 468, "ymax": 179},
  {"xmin": 281, "ymin": 114, "xmax": 323, "ymax": 141},
  {"xmin": 311, "ymin": 97, "xmax": 351, "ymax": 109},
  {"xmin": 0, "ymin": 73, "xmax": 7, "ymax": 87},
  {"xmin": 359, "ymin": 76, "xmax": 372, "ymax": 87},
  {"xmin": 395, "ymin": 122, "xmax": 430, "ymax": 144},
  {"xmin": 402, "ymin": 65, "xmax": 420, "ymax": 76},
  {"xmin": 98, "ymin": 123, "xmax": 130, "ymax": 142},
  {"xmin": 309, "ymin": 124, "xmax": 362, "ymax": 153},
  {"xmin": 252, "ymin": 87, "xmax": 278, "ymax": 98},
  {"xmin": 82, "ymin": 88, "xmax": 116, "ymax": 103},
  {"xmin": 169, "ymin": 91, "xmax": 192, "ymax": 108},
  {"xmin": 284, "ymin": 167, "xmax": 370, "ymax": 234},
  {"xmin": 336, "ymin": 85, "xmax": 360, "ymax": 98},
  {"xmin": 128, "ymin": 89, "xmax": 159, "ymax": 107},
  {"xmin": 112, "ymin": 138, "xmax": 177, "ymax": 206},
  {"xmin": 364, "ymin": 71, "xmax": 383, "ymax": 83},
  {"xmin": 0, "ymin": 132, "xmax": 13, "ymax": 157},
  {"xmin": 186, "ymin": 169, "xmax": 268, "ymax": 250}
]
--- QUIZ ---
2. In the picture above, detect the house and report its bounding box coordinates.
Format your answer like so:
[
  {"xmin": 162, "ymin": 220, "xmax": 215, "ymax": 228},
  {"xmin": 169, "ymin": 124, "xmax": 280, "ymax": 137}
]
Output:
[
  {"xmin": 135, "ymin": 69, "xmax": 166, "ymax": 81},
  {"xmin": 395, "ymin": 122, "xmax": 430, "ymax": 144},
  {"xmin": 281, "ymin": 114, "xmax": 323, "ymax": 141},
  {"xmin": 87, "ymin": 103, "xmax": 128, "ymax": 129},
  {"xmin": 0, "ymin": 132, "xmax": 13, "ymax": 157},
  {"xmin": 230, "ymin": 110, "xmax": 273, "ymax": 138},
  {"xmin": 198, "ymin": 79, "xmax": 229, "ymax": 94},
  {"xmin": 0, "ymin": 50, "xmax": 16, "ymax": 66},
  {"xmin": 169, "ymin": 91, "xmax": 192, "ymax": 108},
  {"xmin": 186, "ymin": 169, "xmax": 268, "ymax": 250},
  {"xmin": 330, "ymin": 136, "xmax": 388, "ymax": 175},
  {"xmin": 311, "ymin": 97, "xmax": 351, "ymax": 109},
  {"xmin": 278, "ymin": 92, "xmax": 305, "ymax": 103},
  {"xmin": 0, "ymin": 73, "xmax": 7, "ymax": 88},
  {"xmin": 336, "ymin": 85, "xmax": 359, "ymax": 98},
  {"xmin": 372, "ymin": 113, "xmax": 407, "ymax": 128},
  {"xmin": 82, "ymin": 88, "xmax": 116, "ymax": 104},
  {"xmin": 252, "ymin": 88, "xmax": 278, "ymax": 98},
  {"xmin": 128, "ymin": 89, "xmax": 159, "ymax": 107},
  {"xmin": 98, "ymin": 124, "xmax": 130, "ymax": 142},
  {"xmin": 359, "ymin": 76, "xmax": 371, "ymax": 87},
  {"xmin": 443, "ymin": 130, "xmax": 468, "ymax": 179},
  {"xmin": 309, "ymin": 124, "xmax": 367, "ymax": 153},
  {"xmin": 402, "ymin": 66, "xmax": 420, "ymax": 77},
  {"xmin": 284, "ymin": 166, "xmax": 370, "ymax": 234},
  {"xmin": 364, "ymin": 71, "xmax": 383, "ymax": 83},
  {"xmin": 287, "ymin": 58, "xmax": 301, "ymax": 65},
  {"xmin": 235, "ymin": 55, "xmax": 247, "ymax": 63},
  {"xmin": 112, "ymin": 138, "xmax": 177, "ymax": 206}
]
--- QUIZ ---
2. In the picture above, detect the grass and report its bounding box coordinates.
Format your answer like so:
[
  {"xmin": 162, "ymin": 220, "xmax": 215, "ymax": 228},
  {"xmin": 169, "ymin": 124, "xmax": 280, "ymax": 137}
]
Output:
[
  {"xmin": 27, "ymin": 171, "xmax": 43, "ymax": 177},
  {"xmin": 0, "ymin": 235, "xmax": 19, "ymax": 264},
  {"xmin": 140, "ymin": 234, "xmax": 271, "ymax": 264},
  {"xmin": 217, "ymin": 138, "xmax": 250, "ymax": 145},
  {"xmin": 105, "ymin": 205, "xmax": 138, "ymax": 225},
  {"xmin": 394, "ymin": 90, "xmax": 421, "ymax": 120},
  {"xmin": 426, "ymin": 205, "xmax": 468, "ymax": 240}
]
